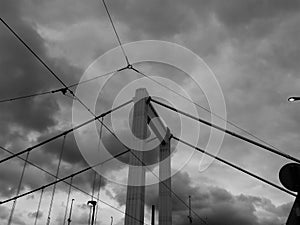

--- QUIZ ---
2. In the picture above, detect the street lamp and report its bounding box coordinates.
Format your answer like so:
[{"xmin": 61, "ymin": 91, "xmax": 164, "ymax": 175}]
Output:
[
  {"xmin": 288, "ymin": 96, "xmax": 300, "ymax": 102},
  {"xmin": 87, "ymin": 200, "xmax": 97, "ymax": 225}
]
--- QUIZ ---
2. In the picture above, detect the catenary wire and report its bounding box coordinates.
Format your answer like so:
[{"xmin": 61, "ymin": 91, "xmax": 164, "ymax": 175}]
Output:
[
  {"xmin": 0, "ymin": 68, "xmax": 123, "ymax": 104},
  {"xmin": 100, "ymin": 0, "xmax": 130, "ymax": 65}
]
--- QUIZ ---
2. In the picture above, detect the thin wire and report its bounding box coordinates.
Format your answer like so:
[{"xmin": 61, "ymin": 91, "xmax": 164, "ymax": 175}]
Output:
[
  {"xmin": 0, "ymin": 68, "xmax": 122, "ymax": 104},
  {"xmin": 128, "ymin": 150, "xmax": 207, "ymax": 224},
  {"xmin": 172, "ymin": 136, "xmax": 296, "ymax": 197},
  {"xmin": 94, "ymin": 175, "xmax": 102, "ymax": 225},
  {"xmin": 7, "ymin": 151, "xmax": 30, "ymax": 225},
  {"xmin": 88, "ymin": 171, "xmax": 97, "ymax": 225},
  {"xmin": 0, "ymin": 145, "xmax": 148, "ymax": 225},
  {"xmin": 150, "ymin": 98, "xmax": 300, "ymax": 164},
  {"xmin": 46, "ymin": 135, "xmax": 66, "ymax": 225},
  {"xmin": 101, "ymin": 0, "xmax": 130, "ymax": 65},
  {"xmin": 62, "ymin": 176, "xmax": 73, "ymax": 225},
  {"xmin": 0, "ymin": 99, "xmax": 132, "ymax": 165},
  {"xmin": 34, "ymin": 188, "xmax": 44, "ymax": 225},
  {"xmin": 0, "ymin": 91, "xmax": 53, "ymax": 103},
  {"xmin": 131, "ymin": 67, "xmax": 286, "ymax": 157},
  {"xmin": 0, "ymin": 148, "xmax": 153, "ymax": 225}
]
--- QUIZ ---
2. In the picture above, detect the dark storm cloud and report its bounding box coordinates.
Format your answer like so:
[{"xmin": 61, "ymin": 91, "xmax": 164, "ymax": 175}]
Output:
[
  {"xmin": 113, "ymin": 171, "xmax": 291, "ymax": 225},
  {"xmin": 0, "ymin": 0, "xmax": 83, "ymax": 198},
  {"xmin": 0, "ymin": 0, "xmax": 82, "ymax": 139}
]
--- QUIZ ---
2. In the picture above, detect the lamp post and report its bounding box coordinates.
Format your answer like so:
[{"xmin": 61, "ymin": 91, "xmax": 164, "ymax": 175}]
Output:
[
  {"xmin": 67, "ymin": 199, "xmax": 75, "ymax": 225},
  {"xmin": 288, "ymin": 97, "xmax": 300, "ymax": 102},
  {"xmin": 87, "ymin": 200, "xmax": 97, "ymax": 225}
]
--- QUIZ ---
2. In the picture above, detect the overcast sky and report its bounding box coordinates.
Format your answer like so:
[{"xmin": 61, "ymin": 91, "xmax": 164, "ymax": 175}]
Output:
[{"xmin": 1, "ymin": 0, "xmax": 300, "ymax": 225}]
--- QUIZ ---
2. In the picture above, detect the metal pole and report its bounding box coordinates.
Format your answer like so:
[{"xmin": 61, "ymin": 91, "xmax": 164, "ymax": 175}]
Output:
[
  {"xmin": 88, "ymin": 200, "xmax": 97, "ymax": 225},
  {"xmin": 151, "ymin": 205, "xmax": 155, "ymax": 225},
  {"xmin": 188, "ymin": 196, "xmax": 192, "ymax": 224},
  {"xmin": 110, "ymin": 216, "xmax": 113, "ymax": 225},
  {"xmin": 67, "ymin": 199, "xmax": 75, "ymax": 225}
]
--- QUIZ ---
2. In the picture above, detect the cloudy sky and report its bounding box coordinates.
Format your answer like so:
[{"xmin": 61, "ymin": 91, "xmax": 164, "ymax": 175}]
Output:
[{"xmin": 1, "ymin": 0, "xmax": 300, "ymax": 225}]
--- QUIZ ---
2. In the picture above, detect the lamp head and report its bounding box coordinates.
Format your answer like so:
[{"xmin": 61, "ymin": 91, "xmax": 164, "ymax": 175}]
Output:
[{"xmin": 288, "ymin": 97, "xmax": 300, "ymax": 102}]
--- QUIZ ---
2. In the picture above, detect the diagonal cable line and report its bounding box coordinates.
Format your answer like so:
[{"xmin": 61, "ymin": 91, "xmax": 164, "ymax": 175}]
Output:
[
  {"xmin": 0, "ymin": 148, "xmax": 152, "ymax": 225},
  {"xmin": 100, "ymin": 0, "xmax": 130, "ymax": 65},
  {"xmin": 0, "ymin": 148, "xmax": 129, "ymax": 203},
  {"xmin": 0, "ymin": 68, "xmax": 124, "ymax": 104},
  {"xmin": 172, "ymin": 136, "xmax": 296, "ymax": 197},
  {"xmin": 150, "ymin": 98, "xmax": 300, "ymax": 164},
  {"xmin": 0, "ymin": 99, "xmax": 132, "ymax": 165},
  {"xmin": 0, "ymin": 145, "xmax": 146, "ymax": 225},
  {"xmin": 130, "ymin": 67, "xmax": 286, "ymax": 157}
]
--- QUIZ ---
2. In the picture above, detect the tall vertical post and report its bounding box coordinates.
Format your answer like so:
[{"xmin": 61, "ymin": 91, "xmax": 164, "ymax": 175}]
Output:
[
  {"xmin": 159, "ymin": 130, "xmax": 172, "ymax": 225},
  {"xmin": 151, "ymin": 205, "xmax": 155, "ymax": 225},
  {"xmin": 125, "ymin": 88, "xmax": 149, "ymax": 225}
]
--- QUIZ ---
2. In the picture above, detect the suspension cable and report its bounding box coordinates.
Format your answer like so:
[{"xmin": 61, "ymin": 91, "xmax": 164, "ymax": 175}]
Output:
[
  {"xmin": 130, "ymin": 67, "xmax": 286, "ymax": 157},
  {"xmin": 46, "ymin": 135, "xmax": 66, "ymax": 225},
  {"xmin": 150, "ymin": 98, "xmax": 300, "ymax": 164},
  {"xmin": 62, "ymin": 176, "xmax": 73, "ymax": 225},
  {"xmin": 0, "ymin": 99, "xmax": 132, "ymax": 165},
  {"xmin": 34, "ymin": 188, "xmax": 45, "ymax": 225},
  {"xmin": 172, "ymin": 136, "xmax": 296, "ymax": 197},
  {"xmin": 7, "ymin": 151, "xmax": 30, "ymax": 225}
]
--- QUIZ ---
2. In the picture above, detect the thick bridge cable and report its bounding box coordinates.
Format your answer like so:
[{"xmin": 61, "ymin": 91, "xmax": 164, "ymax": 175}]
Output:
[
  {"xmin": 0, "ymin": 145, "xmax": 146, "ymax": 225},
  {"xmin": 0, "ymin": 149, "xmax": 150, "ymax": 224},
  {"xmin": 0, "ymin": 99, "xmax": 132, "ymax": 165},
  {"xmin": 131, "ymin": 67, "xmax": 285, "ymax": 157},
  {"xmin": 0, "ymin": 148, "xmax": 130, "ymax": 205},
  {"xmin": 173, "ymin": 136, "xmax": 296, "ymax": 197},
  {"xmin": 151, "ymin": 98, "xmax": 300, "ymax": 164}
]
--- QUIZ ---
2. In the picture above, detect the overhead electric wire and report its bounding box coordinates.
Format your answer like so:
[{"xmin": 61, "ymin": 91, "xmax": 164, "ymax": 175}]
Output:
[
  {"xmin": 150, "ymin": 98, "xmax": 300, "ymax": 164},
  {"xmin": 130, "ymin": 67, "xmax": 286, "ymax": 158},
  {"xmin": 100, "ymin": 0, "xmax": 130, "ymax": 65},
  {"xmin": 172, "ymin": 136, "xmax": 296, "ymax": 197},
  {"xmin": 0, "ymin": 99, "xmax": 132, "ymax": 165},
  {"xmin": 0, "ymin": 68, "xmax": 123, "ymax": 104}
]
